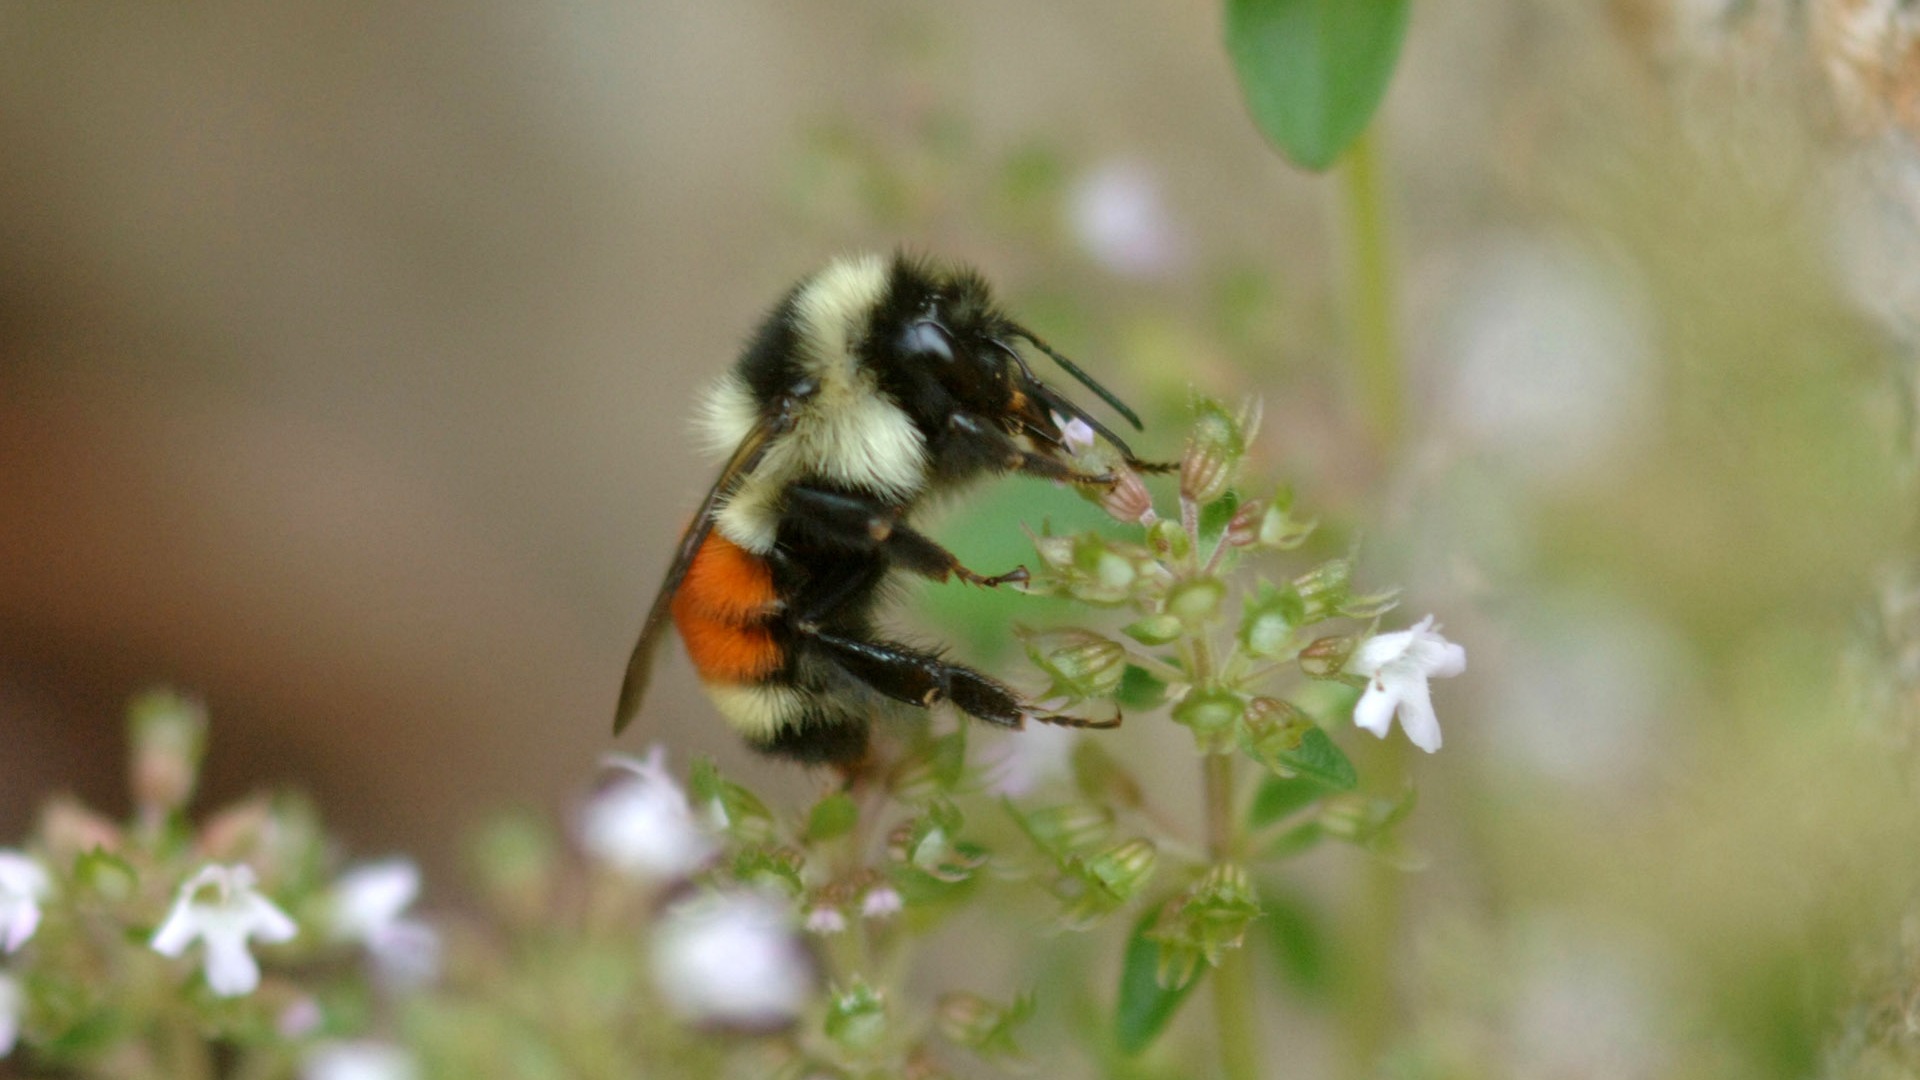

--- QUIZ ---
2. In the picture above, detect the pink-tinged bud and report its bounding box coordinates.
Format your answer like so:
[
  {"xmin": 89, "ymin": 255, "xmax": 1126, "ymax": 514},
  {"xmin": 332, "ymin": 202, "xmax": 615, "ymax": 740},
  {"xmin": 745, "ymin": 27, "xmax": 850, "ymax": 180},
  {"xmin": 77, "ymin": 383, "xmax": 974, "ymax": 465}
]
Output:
[
  {"xmin": 129, "ymin": 690, "xmax": 207, "ymax": 819},
  {"xmin": 198, "ymin": 796, "xmax": 274, "ymax": 863},
  {"xmin": 1098, "ymin": 468, "xmax": 1155, "ymax": 525},
  {"xmin": 1298, "ymin": 634, "xmax": 1359, "ymax": 678},
  {"xmin": 1225, "ymin": 499, "xmax": 1266, "ymax": 547},
  {"xmin": 1180, "ymin": 397, "xmax": 1248, "ymax": 505},
  {"xmin": 40, "ymin": 796, "xmax": 123, "ymax": 859}
]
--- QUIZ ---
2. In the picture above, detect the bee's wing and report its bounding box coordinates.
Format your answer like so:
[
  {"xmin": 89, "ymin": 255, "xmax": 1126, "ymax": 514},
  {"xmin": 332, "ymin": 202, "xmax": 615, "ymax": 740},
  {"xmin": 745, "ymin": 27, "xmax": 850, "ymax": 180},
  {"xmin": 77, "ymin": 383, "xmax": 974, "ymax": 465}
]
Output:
[{"xmin": 613, "ymin": 417, "xmax": 782, "ymax": 734}]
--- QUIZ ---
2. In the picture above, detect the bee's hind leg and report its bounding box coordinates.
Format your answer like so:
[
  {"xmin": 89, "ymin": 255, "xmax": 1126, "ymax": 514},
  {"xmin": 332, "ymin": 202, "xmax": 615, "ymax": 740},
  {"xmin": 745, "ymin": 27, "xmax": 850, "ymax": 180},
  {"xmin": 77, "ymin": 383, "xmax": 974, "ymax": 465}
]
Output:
[{"xmin": 800, "ymin": 628, "xmax": 1026, "ymax": 729}]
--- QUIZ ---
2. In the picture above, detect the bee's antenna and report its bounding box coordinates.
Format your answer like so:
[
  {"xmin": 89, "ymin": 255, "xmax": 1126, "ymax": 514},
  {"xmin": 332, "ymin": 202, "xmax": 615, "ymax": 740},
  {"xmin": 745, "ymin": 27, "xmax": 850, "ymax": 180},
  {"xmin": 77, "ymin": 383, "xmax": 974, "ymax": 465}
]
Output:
[{"xmin": 1008, "ymin": 328, "xmax": 1144, "ymax": 431}]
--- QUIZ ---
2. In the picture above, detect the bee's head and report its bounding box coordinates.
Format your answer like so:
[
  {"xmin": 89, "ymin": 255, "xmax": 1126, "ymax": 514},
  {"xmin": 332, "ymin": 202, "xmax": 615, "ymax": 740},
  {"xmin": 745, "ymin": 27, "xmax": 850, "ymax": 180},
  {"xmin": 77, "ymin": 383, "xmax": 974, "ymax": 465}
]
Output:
[{"xmin": 865, "ymin": 255, "xmax": 1145, "ymax": 461}]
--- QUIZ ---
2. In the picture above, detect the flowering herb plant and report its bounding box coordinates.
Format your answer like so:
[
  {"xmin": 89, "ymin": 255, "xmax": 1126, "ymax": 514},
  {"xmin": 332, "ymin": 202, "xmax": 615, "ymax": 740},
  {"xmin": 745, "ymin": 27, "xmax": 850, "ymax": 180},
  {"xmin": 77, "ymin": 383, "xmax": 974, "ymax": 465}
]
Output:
[{"xmin": 0, "ymin": 400, "xmax": 1462, "ymax": 1079}]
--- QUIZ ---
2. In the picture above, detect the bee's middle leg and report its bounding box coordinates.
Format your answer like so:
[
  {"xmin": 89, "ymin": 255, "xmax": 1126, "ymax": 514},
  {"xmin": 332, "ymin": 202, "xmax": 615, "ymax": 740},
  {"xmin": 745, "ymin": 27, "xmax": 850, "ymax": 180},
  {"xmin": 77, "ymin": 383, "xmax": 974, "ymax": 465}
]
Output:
[{"xmin": 783, "ymin": 485, "xmax": 1027, "ymax": 587}]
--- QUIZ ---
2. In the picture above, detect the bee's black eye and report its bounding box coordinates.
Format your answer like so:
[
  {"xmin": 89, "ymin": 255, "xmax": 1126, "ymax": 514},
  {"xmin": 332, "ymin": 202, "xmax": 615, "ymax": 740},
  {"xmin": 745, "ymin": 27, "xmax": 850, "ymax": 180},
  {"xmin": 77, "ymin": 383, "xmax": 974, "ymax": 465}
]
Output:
[{"xmin": 899, "ymin": 320, "xmax": 955, "ymax": 364}]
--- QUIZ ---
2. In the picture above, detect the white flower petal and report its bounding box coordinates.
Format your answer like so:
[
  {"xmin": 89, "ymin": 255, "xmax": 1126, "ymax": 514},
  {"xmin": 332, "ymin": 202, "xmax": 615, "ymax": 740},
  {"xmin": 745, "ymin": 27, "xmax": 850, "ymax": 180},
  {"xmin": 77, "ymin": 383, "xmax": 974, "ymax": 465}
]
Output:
[
  {"xmin": 0, "ymin": 973, "xmax": 19, "ymax": 1058},
  {"xmin": 1, "ymin": 902, "xmax": 39, "ymax": 954},
  {"xmin": 330, "ymin": 860, "xmax": 420, "ymax": 942},
  {"xmin": 652, "ymin": 891, "xmax": 812, "ymax": 1027},
  {"xmin": 1350, "ymin": 629, "xmax": 1415, "ymax": 676},
  {"xmin": 1354, "ymin": 682, "xmax": 1399, "ymax": 738},
  {"xmin": 150, "ymin": 901, "xmax": 198, "ymax": 957},
  {"xmin": 581, "ymin": 748, "xmax": 718, "ymax": 880},
  {"xmin": 202, "ymin": 929, "xmax": 264, "ymax": 996},
  {"xmin": 1393, "ymin": 675, "xmax": 1444, "ymax": 753},
  {"xmin": 302, "ymin": 1039, "xmax": 421, "ymax": 1080}
]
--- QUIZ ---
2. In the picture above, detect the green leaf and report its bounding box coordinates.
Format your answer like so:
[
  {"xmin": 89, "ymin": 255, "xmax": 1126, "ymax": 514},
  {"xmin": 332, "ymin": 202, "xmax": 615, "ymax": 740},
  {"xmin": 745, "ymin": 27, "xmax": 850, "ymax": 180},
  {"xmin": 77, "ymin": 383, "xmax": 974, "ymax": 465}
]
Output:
[
  {"xmin": 1256, "ymin": 883, "xmax": 1332, "ymax": 998},
  {"xmin": 1115, "ymin": 906, "xmax": 1202, "ymax": 1055},
  {"xmin": 1276, "ymin": 727, "xmax": 1357, "ymax": 790},
  {"xmin": 1248, "ymin": 775, "xmax": 1326, "ymax": 829},
  {"xmin": 806, "ymin": 792, "xmax": 859, "ymax": 842},
  {"xmin": 1225, "ymin": 0, "xmax": 1411, "ymax": 170},
  {"xmin": 1116, "ymin": 664, "xmax": 1168, "ymax": 709}
]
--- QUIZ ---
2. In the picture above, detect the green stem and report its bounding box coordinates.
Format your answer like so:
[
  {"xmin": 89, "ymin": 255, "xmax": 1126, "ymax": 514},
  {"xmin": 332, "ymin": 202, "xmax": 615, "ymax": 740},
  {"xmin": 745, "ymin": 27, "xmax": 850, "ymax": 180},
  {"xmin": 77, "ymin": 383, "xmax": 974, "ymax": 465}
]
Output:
[
  {"xmin": 1339, "ymin": 129, "xmax": 1402, "ymax": 453},
  {"xmin": 1334, "ymin": 125, "xmax": 1409, "ymax": 1080},
  {"xmin": 1203, "ymin": 753, "xmax": 1261, "ymax": 1080}
]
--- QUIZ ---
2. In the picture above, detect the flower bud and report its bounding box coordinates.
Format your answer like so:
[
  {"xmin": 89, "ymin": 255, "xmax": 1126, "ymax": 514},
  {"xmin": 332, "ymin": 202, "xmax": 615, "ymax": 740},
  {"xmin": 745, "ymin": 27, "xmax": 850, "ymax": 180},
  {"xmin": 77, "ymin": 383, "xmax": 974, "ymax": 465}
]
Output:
[
  {"xmin": 1030, "ymin": 530, "xmax": 1077, "ymax": 571},
  {"xmin": 1293, "ymin": 558, "xmax": 1353, "ymax": 623},
  {"xmin": 1257, "ymin": 501, "xmax": 1316, "ymax": 550},
  {"xmin": 936, "ymin": 992, "xmax": 1033, "ymax": 1062},
  {"xmin": 1022, "ymin": 628, "xmax": 1130, "ymax": 700},
  {"xmin": 1167, "ymin": 576, "xmax": 1227, "ymax": 627},
  {"xmin": 1017, "ymin": 802, "xmax": 1115, "ymax": 857},
  {"xmin": 1084, "ymin": 838, "xmax": 1158, "ymax": 901},
  {"xmin": 1122, "ymin": 614, "xmax": 1183, "ymax": 646},
  {"xmin": 825, "ymin": 980, "xmax": 889, "ymax": 1052},
  {"xmin": 1146, "ymin": 518, "xmax": 1192, "ymax": 562},
  {"xmin": 1238, "ymin": 582, "xmax": 1305, "ymax": 659},
  {"xmin": 1225, "ymin": 499, "xmax": 1266, "ymax": 547},
  {"xmin": 129, "ymin": 690, "xmax": 207, "ymax": 819},
  {"xmin": 1171, "ymin": 688, "xmax": 1244, "ymax": 753},
  {"xmin": 1297, "ymin": 634, "xmax": 1360, "ymax": 678},
  {"xmin": 1180, "ymin": 398, "xmax": 1247, "ymax": 505},
  {"xmin": 40, "ymin": 796, "xmax": 122, "ymax": 860},
  {"xmin": 1098, "ymin": 467, "xmax": 1156, "ymax": 525}
]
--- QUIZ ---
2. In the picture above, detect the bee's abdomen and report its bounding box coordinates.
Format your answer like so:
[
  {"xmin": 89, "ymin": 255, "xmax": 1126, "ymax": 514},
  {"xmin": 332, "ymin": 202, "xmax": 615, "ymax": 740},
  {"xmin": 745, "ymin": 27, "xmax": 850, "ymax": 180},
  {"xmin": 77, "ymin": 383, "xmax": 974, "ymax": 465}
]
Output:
[{"xmin": 671, "ymin": 532, "xmax": 784, "ymax": 683}]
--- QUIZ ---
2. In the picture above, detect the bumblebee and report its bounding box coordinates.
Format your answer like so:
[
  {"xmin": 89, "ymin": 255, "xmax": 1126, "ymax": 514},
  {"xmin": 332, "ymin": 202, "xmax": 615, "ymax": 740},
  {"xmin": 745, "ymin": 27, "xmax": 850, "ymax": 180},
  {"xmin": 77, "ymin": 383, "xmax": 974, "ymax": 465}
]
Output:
[{"xmin": 615, "ymin": 253, "xmax": 1164, "ymax": 765}]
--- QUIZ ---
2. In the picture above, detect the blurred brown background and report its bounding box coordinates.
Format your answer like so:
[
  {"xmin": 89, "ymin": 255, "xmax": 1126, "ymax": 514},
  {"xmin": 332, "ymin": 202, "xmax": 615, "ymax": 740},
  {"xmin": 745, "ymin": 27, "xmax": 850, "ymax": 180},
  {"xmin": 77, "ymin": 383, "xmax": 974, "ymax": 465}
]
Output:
[
  {"xmin": 9, "ymin": 2, "xmax": 1920, "ymax": 1071},
  {"xmin": 0, "ymin": 0, "xmax": 1349, "ymax": 869}
]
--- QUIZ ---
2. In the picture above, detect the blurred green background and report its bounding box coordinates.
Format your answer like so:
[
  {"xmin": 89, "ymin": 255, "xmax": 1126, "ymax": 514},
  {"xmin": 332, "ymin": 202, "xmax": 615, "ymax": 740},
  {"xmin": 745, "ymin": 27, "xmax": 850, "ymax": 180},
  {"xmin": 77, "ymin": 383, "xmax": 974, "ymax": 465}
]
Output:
[{"xmin": 5, "ymin": 1, "xmax": 1920, "ymax": 1076}]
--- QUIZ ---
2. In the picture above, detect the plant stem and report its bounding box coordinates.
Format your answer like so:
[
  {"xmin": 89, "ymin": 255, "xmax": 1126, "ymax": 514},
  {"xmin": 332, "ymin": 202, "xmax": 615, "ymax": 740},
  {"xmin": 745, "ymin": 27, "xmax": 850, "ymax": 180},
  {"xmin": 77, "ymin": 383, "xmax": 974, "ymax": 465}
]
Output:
[
  {"xmin": 1338, "ymin": 128, "xmax": 1402, "ymax": 452},
  {"xmin": 1203, "ymin": 753, "xmax": 1261, "ymax": 1080},
  {"xmin": 1335, "ymin": 125, "xmax": 1410, "ymax": 1080}
]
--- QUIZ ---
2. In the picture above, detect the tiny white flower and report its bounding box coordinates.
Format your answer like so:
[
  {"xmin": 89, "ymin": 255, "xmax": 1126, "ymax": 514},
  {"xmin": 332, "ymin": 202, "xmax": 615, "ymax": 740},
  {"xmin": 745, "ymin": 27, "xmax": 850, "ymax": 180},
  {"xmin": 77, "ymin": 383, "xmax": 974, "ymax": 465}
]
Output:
[
  {"xmin": 328, "ymin": 859, "xmax": 440, "ymax": 988},
  {"xmin": 301, "ymin": 1039, "xmax": 421, "ymax": 1080},
  {"xmin": 150, "ymin": 864, "xmax": 297, "ymax": 997},
  {"xmin": 0, "ymin": 851, "xmax": 50, "ymax": 954},
  {"xmin": 0, "ymin": 972, "xmax": 20, "ymax": 1058},
  {"xmin": 1348, "ymin": 616, "xmax": 1467, "ymax": 754},
  {"xmin": 651, "ymin": 890, "xmax": 812, "ymax": 1028},
  {"xmin": 580, "ymin": 747, "xmax": 719, "ymax": 881},
  {"xmin": 1052, "ymin": 412, "xmax": 1098, "ymax": 453},
  {"xmin": 860, "ymin": 885, "xmax": 902, "ymax": 920},
  {"xmin": 805, "ymin": 905, "xmax": 847, "ymax": 935}
]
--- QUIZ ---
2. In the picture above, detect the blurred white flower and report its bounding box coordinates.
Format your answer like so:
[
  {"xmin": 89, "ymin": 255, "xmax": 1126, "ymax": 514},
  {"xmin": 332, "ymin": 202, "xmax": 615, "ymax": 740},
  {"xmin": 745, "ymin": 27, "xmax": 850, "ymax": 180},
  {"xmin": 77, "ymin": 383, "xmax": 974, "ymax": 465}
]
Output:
[
  {"xmin": 1438, "ymin": 233, "xmax": 1654, "ymax": 483},
  {"xmin": 0, "ymin": 973, "xmax": 19, "ymax": 1058},
  {"xmin": 579, "ymin": 747, "xmax": 719, "ymax": 881},
  {"xmin": 651, "ymin": 890, "xmax": 812, "ymax": 1028},
  {"xmin": 805, "ymin": 905, "xmax": 847, "ymax": 936},
  {"xmin": 860, "ymin": 885, "xmax": 902, "ymax": 920},
  {"xmin": 1068, "ymin": 160, "xmax": 1190, "ymax": 279},
  {"xmin": 150, "ymin": 864, "xmax": 297, "ymax": 997},
  {"xmin": 1484, "ymin": 594, "xmax": 1677, "ymax": 785},
  {"xmin": 0, "ymin": 852, "xmax": 50, "ymax": 953},
  {"xmin": 1349, "ymin": 616, "xmax": 1467, "ymax": 753},
  {"xmin": 328, "ymin": 858, "xmax": 440, "ymax": 987},
  {"xmin": 983, "ymin": 723, "xmax": 1078, "ymax": 797},
  {"xmin": 301, "ymin": 1040, "xmax": 421, "ymax": 1080},
  {"xmin": 277, "ymin": 995, "xmax": 325, "ymax": 1038}
]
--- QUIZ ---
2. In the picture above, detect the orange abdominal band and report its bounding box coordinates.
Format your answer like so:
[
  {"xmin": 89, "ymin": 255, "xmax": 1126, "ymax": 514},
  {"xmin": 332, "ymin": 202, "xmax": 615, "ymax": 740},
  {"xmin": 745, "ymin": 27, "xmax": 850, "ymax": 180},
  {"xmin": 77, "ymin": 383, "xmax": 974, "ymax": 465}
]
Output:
[{"xmin": 672, "ymin": 533, "xmax": 783, "ymax": 683}]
